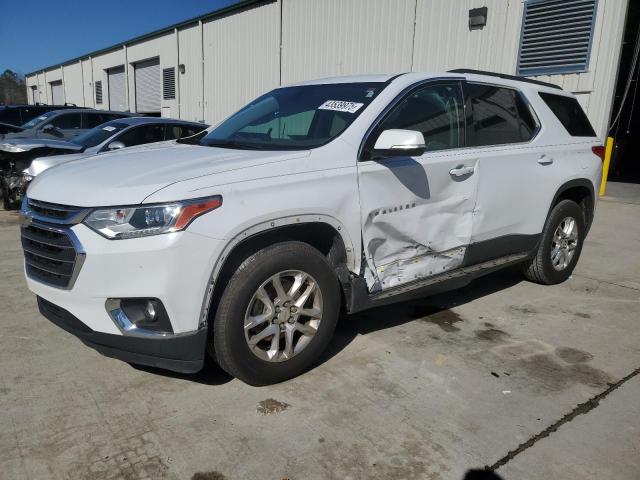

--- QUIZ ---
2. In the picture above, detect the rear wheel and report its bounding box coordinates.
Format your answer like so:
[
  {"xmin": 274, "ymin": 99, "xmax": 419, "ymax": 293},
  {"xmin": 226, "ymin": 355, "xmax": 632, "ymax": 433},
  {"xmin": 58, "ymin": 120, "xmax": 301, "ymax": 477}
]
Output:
[
  {"xmin": 211, "ymin": 241, "xmax": 340, "ymax": 385},
  {"xmin": 522, "ymin": 199, "xmax": 585, "ymax": 285}
]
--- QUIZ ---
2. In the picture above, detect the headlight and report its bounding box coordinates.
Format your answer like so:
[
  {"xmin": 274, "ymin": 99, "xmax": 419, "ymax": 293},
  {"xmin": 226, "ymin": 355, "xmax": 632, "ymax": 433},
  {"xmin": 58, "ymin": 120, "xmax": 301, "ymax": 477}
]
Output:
[
  {"xmin": 21, "ymin": 171, "xmax": 33, "ymax": 182},
  {"xmin": 0, "ymin": 143, "xmax": 26, "ymax": 153},
  {"xmin": 83, "ymin": 196, "xmax": 222, "ymax": 239}
]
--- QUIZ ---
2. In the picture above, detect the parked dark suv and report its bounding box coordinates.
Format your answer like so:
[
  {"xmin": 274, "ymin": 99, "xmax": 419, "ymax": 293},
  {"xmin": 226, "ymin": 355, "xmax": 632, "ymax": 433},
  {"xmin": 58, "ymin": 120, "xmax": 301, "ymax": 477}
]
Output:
[{"xmin": 0, "ymin": 104, "xmax": 84, "ymax": 134}]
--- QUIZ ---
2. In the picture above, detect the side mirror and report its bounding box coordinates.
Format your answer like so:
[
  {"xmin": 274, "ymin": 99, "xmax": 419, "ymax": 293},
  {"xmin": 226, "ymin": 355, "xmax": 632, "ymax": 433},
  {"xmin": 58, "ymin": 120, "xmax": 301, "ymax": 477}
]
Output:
[
  {"xmin": 373, "ymin": 129, "xmax": 426, "ymax": 157},
  {"xmin": 107, "ymin": 141, "xmax": 125, "ymax": 151},
  {"xmin": 42, "ymin": 124, "xmax": 57, "ymax": 133}
]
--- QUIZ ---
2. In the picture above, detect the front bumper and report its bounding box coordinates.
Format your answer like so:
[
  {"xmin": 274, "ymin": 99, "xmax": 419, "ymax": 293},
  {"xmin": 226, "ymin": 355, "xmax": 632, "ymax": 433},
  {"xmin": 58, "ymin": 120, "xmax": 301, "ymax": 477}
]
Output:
[{"xmin": 38, "ymin": 296, "xmax": 208, "ymax": 373}]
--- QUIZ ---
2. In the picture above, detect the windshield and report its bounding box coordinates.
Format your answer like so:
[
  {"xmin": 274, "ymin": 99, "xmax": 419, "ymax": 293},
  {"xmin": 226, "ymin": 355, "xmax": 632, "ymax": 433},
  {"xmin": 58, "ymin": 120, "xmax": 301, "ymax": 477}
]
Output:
[
  {"xmin": 21, "ymin": 112, "xmax": 53, "ymax": 130},
  {"xmin": 200, "ymin": 82, "xmax": 385, "ymax": 150},
  {"xmin": 70, "ymin": 121, "xmax": 129, "ymax": 148}
]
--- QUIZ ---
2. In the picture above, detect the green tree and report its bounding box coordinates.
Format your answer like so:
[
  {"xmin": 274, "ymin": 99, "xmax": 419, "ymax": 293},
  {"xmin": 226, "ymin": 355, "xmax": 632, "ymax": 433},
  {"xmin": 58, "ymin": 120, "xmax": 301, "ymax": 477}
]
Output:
[{"xmin": 0, "ymin": 70, "xmax": 28, "ymax": 105}]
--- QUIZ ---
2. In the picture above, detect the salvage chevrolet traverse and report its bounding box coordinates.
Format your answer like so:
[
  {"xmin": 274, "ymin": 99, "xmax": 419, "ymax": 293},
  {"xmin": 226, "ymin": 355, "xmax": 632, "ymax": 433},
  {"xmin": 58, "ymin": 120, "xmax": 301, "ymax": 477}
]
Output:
[{"xmin": 21, "ymin": 71, "xmax": 603, "ymax": 385}]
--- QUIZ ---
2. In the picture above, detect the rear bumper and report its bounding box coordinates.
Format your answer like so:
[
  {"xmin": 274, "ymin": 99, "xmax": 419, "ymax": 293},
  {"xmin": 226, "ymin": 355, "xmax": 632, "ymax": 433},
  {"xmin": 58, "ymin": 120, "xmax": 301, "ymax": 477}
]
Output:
[{"xmin": 38, "ymin": 296, "xmax": 207, "ymax": 373}]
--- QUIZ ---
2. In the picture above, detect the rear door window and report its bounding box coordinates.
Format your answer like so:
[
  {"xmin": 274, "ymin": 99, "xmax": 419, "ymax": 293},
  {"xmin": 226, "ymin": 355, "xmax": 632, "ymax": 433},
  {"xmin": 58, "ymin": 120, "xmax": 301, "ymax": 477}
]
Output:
[
  {"xmin": 117, "ymin": 124, "xmax": 165, "ymax": 147},
  {"xmin": 538, "ymin": 92, "xmax": 596, "ymax": 137},
  {"xmin": 466, "ymin": 83, "xmax": 538, "ymax": 146},
  {"xmin": 49, "ymin": 112, "xmax": 82, "ymax": 130}
]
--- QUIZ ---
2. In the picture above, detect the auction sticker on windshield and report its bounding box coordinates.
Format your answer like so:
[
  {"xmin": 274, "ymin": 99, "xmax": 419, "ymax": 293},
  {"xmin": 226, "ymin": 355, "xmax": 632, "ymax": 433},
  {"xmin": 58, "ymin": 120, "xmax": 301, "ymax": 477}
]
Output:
[
  {"xmin": 103, "ymin": 126, "xmax": 116, "ymax": 131},
  {"xmin": 318, "ymin": 100, "xmax": 364, "ymax": 114}
]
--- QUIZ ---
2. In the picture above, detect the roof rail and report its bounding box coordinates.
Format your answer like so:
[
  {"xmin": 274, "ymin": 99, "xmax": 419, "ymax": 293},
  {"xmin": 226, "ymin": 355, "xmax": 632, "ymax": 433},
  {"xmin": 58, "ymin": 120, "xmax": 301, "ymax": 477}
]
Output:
[{"xmin": 448, "ymin": 69, "xmax": 562, "ymax": 90}]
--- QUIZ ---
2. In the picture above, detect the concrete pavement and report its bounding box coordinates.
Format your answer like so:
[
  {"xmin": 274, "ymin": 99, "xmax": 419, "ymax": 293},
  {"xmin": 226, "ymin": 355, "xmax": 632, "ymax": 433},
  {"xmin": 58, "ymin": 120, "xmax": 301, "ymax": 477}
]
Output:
[{"xmin": 0, "ymin": 185, "xmax": 639, "ymax": 479}]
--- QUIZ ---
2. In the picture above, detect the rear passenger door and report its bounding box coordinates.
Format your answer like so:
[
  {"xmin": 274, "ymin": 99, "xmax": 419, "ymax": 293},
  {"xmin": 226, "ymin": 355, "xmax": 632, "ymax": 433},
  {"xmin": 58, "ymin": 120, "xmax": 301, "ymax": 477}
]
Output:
[{"xmin": 464, "ymin": 82, "xmax": 555, "ymax": 264}]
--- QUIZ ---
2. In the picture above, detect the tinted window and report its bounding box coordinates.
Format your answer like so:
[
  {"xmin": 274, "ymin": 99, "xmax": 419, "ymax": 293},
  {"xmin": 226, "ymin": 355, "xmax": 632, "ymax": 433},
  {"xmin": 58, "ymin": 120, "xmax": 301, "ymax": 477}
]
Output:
[
  {"xmin": 164, "ymin": 124, "xmax": 204, "ymax": 140},
  {"xmin": 364, "ymin": 83, "xmax": 464, "ymax": 159},
  {"xmin": 71, "ymin": 121, "xmax": 129, "ymax": 148},
  {"xmin": 83, "ymin": 112, "xmax": 112, "ymax": 129},
  {"xmin": 466, "ymin": 84, "xmax": 537, "ymax": 146},
  {"xmin": 117, "ymin": 124, "xmax": 165, "ymax": 147},
  {"xmin": 49, "ymin": 113, "xmax": 82, "ymax": 130},
  {"xmin": 201, "ymin": 82, "xmax": 384, "ymax": 150},
  {"xmin": 539, "ymin": 92, "xmax": 596, "ymax": 137}
]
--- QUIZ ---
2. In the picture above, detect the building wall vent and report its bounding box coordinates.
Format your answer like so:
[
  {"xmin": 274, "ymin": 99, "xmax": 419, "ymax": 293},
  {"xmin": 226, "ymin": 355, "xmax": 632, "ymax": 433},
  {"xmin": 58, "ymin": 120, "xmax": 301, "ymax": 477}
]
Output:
[
  {"xmin": 163, "ymin": 67, "xmax": 176, "ymax": 100},
  {"xmin": 517, "ymin": 0, "xmax": 597, "ymax": 76},
  {"xmin": 95, "ymin": 80, "xmax": 103, "ymax": 104}
]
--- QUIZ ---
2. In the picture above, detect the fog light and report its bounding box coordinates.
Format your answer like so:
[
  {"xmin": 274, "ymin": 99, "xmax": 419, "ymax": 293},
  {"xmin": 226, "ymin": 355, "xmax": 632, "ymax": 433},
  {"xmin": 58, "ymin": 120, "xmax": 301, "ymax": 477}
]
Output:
[{"xmin": 105, "ymin": 298, "xmax": 173, "ymax": 336}]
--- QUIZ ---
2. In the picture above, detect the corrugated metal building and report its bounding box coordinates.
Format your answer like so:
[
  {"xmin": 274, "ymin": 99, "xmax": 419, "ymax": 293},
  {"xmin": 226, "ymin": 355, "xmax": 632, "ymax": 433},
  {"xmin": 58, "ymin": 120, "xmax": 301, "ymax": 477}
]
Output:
[{"xmin": 25, "ymin": 0, "xmax": 630, "ymax": 140}]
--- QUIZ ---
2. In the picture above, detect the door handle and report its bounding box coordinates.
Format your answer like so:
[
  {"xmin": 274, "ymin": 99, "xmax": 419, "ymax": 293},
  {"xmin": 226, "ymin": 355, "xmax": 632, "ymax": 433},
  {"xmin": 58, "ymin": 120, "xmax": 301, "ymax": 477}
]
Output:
[
  {"xmin": 449, "ymin": 165, "xmax": 475, "ymax": 177},
  {"xmin": 537, "ymin": 154, "xmax": 554, "ymax": 165}
]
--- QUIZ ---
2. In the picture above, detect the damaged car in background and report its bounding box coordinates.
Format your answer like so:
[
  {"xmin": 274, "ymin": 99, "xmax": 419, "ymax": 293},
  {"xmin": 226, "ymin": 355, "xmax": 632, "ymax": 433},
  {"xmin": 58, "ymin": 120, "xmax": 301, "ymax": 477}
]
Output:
[
  {"xmin": 1, "ymin": 109, "xmax": 132, "ymax": 208},
  {"xmin": 1, "ymin": 117, "xmax": 207, "ymax": 209},
  {"xmin": 21, "ymin": 70, "xmax": 603, "ymax": 385}
]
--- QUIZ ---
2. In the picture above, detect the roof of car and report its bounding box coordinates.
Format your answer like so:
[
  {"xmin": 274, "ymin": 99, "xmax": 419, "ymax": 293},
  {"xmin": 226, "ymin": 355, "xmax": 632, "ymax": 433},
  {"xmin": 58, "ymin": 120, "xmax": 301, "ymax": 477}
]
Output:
[
  {"xmin": 114, "ymin": 117, "xmax": 208, "ymax": 126},
  {"xmin": 42, "ymin": 108, "xmax": 133, "ymax": 115}
]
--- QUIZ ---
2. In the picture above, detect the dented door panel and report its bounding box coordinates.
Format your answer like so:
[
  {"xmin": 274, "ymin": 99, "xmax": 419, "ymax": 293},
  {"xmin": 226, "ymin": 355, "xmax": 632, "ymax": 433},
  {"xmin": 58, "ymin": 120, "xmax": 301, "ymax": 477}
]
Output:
[{"xmin": 358, "ymin": 151, "xmax": 479, "ymax": 291}]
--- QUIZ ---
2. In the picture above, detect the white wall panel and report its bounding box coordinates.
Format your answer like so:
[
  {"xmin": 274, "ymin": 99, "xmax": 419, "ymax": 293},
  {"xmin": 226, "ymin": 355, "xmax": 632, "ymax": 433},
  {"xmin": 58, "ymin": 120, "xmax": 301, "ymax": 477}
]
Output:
[
  {"xmin": 62, "ymin": 62, "xmax": 84, "ymax": 106},
  {"xmin": 412, "ymin": 0, "xmax": 521, "ymax": 73},
  {"xmin": 178, "ymin": 23, "xmax": 204, "ymax": 122},
  {"xmin": 26, "ymin": 75, "xmax": 37, "ymax": 104},
  {"xmin": 82, "ymin": 58, "xmax": 94, "ymax": 108},
  {"xmin": 281, "ymin": 0, "xmax": 415, "ymax": 84},
  {"xmin": 24, "ymin": 0, "xmax": 628, "ymax": 139},
  {"xmin": 37, "ymin": 72, "xmax": 47, "ymax": 104},
  {"xmin": 127, "ymin": 32, "xmax": 177, "ymax": 117},
  {"xmin": 91, "ymin": 49, "xmax": 125, "ymax": 110},
  {"xmin": 203, "ymin": 2, "xmax": 280, "ymax": 124}
]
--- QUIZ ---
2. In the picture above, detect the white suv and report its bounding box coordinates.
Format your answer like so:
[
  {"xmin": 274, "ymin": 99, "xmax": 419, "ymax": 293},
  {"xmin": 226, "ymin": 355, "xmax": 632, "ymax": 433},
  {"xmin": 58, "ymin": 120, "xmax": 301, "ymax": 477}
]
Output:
[{"xmin": 20, "ymin": 70, "xmax": 603, "ymax": 385}]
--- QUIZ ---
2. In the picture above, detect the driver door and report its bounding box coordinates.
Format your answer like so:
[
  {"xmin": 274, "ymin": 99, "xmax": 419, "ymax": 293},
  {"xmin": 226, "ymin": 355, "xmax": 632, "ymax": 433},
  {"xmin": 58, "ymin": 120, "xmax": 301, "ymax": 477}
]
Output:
[{"xmin": 357, "ymin": 81, "xmax": 479, "ymax": 292}]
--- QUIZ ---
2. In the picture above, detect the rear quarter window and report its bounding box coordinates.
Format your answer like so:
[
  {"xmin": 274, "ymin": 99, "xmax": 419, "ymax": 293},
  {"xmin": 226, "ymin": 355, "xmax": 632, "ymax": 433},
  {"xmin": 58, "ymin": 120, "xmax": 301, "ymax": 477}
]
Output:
[{"xmin": 538, "ymin": 92, "xmax": 596, "ymax": 137}]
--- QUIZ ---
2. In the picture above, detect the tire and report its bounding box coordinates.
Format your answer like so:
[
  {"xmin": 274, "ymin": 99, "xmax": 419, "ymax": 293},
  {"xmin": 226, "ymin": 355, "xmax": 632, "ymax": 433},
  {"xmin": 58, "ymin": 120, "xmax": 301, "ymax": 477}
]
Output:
[
  {"xmin": 211, "ymin": 241, "xmax": 341, "ymax": 385},
  {"xmin": 522, "ymin": 199, "xmax": 586, "ymax": 285}
]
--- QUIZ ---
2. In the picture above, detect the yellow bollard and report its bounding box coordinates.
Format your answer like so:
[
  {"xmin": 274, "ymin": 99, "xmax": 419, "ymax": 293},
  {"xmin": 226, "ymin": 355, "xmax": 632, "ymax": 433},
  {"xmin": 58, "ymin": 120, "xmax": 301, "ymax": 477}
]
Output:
[{"xmin": 599, "ymin": 136, "xmax": 614, "ymax": 197}]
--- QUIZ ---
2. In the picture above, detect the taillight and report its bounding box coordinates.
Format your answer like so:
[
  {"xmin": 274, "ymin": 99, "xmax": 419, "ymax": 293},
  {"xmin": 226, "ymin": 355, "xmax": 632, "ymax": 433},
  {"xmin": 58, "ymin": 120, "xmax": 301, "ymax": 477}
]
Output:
[{"xmin": 592, "ymin": 145, "xmax": 605, "ymax": 162}]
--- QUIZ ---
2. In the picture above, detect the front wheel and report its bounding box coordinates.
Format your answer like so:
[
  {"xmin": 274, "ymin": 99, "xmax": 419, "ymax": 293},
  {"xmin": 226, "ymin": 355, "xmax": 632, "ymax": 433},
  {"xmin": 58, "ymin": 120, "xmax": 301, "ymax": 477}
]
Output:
[
  {"xmin": 211, "ymin": 241, "xmax": 341, "ymax": 385},
  {"xmin": 522, "ymin": 199, "xmax": 586, "ymax": 285}
]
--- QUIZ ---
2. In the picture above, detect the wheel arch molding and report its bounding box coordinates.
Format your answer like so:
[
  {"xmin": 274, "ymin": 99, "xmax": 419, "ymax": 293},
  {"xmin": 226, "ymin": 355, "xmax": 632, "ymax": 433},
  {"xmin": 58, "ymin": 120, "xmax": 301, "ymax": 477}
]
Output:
[
  {"xmin": 550, "ymin": 178, "xmax": 596, "ymax": 231},
  {"xmin": 197, "ymin": 214, "xmax": 356, "ymax": 330}
]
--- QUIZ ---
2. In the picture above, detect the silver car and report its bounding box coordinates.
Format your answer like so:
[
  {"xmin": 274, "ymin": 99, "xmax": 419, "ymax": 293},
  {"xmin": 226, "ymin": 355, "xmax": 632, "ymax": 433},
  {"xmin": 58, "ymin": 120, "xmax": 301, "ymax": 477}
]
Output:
[{"xmin": 2, "ymin": 117, "xmax": 207, "ymax": 209}]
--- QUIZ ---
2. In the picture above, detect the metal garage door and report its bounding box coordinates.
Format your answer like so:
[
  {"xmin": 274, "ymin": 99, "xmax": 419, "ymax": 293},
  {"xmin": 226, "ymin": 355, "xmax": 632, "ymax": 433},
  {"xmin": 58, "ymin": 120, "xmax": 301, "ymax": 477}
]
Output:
[
  {"xmin": 134, "ymin": 58, "xmax": 161, "ymax": 114},
  {"xmin": 107, "ymin": 66, "xmax": 127, "ymax": 112},
  {"xmin": 50, "ymin": 81, "xmax": 64, "ymax": 105}
]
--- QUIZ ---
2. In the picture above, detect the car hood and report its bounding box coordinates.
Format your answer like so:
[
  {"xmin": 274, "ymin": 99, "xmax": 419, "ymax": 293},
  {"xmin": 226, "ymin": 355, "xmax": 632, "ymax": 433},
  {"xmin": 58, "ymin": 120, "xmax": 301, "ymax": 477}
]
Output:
[
  {"xmin": 27, "ymin": 152, "xmax": 91, "ymax": 177},
  {"xmin": 28, "ymin": 142, "xmax": 310, "ymax": 206},
  {"xmin": 0, "ymin": 129, "xmax": 38, "ymax": 140},
  {"xmin": 0, "ymin": 137, "xmax": 81, "ymax": 152}
]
